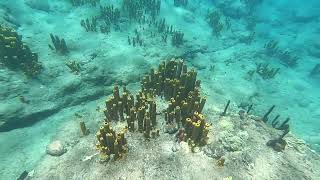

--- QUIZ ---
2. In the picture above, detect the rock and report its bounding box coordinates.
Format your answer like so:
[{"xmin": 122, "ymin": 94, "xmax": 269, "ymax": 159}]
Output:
[
  {"xmin": 171, "ymin": 143, "xmax": 180, "ymax": 152},
  {"xmin": 46, "ymin": 140, "xmax": 66, "ymax": 156}
]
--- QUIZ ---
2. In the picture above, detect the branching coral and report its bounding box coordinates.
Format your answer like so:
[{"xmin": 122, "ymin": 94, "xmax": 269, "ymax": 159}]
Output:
[{"xmin": 0, "ymin": 25, "xmax": 42, "ymax": 76}]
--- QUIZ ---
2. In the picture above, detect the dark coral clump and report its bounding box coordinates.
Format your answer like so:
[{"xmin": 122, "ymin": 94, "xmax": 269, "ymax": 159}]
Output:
[
  {"xmin": 49, "ymin": 33, "xmax": 69, "ymax": 55},
  {"xmin": 264, "ymin": 40, "xmax": 299, "ymax": 67},
  {"xmin": 206, "ymin": 10, "xmax": 224, "ymax": 36},
  {"xmin": 256, "ymin": 63, "xmax": 280, "ymax": 80},
  {"xmin": 267, "ymin": 128, "xmax": 289, "ymax": 152},
  {"xmin": 0, "ymin": 25, "xmax": 42, "ymax": 77}
]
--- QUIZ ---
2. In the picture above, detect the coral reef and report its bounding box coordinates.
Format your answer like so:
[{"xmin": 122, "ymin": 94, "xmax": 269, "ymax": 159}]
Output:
[
  {"xmin": 49, "ymin": 33, "xmax": 69, "ymax": 55},
  {"xmin": 141, "ymin": 59, "xmax": 210, "ymax": 147},
  {"xmin": 96, "ymin": 58, "xmax": 211, "ymax": 161},
  {"xmin": 95, "ymin": 122, "xmax": 128, "ymax": 161},
  {"xmin": 0, "ymin": 25, "xmax": 42, "ymax": 76}
]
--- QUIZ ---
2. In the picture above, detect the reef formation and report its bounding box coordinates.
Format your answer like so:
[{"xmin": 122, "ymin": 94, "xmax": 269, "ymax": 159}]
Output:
[{"xmin": 96, "ymin": 58, "xmax": 211, "ymax": 160}]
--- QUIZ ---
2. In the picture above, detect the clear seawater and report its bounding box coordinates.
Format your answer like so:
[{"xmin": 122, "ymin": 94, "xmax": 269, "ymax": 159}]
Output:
[{"xmin": 0, "ymin": 0, "xmax": 319, "ymax": 179}]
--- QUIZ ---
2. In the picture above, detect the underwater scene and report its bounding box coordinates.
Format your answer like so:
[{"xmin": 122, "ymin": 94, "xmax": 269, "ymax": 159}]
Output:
[{"xmin": 0, "ymin": 0, "xmax": 320, "ymax": 179}]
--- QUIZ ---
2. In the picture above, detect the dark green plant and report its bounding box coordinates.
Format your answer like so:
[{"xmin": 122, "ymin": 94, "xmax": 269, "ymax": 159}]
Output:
[
  {"xmin": 80, "ymin": 17, "xmax": 98, "ymax": 32},
  {"xmin": 49, "ymin": 34, "xmax": 69, "ymax": 55}
]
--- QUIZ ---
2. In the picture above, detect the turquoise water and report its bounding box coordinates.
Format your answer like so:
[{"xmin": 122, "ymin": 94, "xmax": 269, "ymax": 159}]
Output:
[{"xmin": 0, "ymin": 0, "xmax": 320, "ymax": 179}]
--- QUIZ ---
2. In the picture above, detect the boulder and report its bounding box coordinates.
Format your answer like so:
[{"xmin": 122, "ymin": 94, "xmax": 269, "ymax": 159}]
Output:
[{"xmin": 46, "ymin": 140, "xmax": 66, "ymax": 156}]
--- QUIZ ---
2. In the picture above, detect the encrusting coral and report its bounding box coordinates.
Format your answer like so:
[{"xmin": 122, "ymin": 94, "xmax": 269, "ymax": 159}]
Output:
[{"xmin": 0, "ymin": 24, "xmax": 42, "ymax": 77}]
